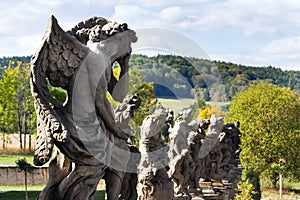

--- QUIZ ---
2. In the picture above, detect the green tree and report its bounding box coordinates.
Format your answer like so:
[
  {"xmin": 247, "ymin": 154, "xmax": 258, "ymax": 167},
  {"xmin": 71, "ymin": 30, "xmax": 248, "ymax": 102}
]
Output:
[
  {"xmin": 226, "ymin": 82, "xmax": 300, "ymax": 197},
  {"xmin": 235, "ymin": 180, "xmax": 257, "ymax": 200},
  {"xmin": 0, "ymin": 62, "xmax": 35, "ymax": 151},
  {"xmin": 128, "ymin": 69, "xmax": 147, "ymax": 94},
  {"xmin": 16, "ymin": 158, "xmax": 34, "ymax": 200},
  {"xmin": 128, "ymin": 69, "xmax": 158, "ymax": 143},
  {"xmin": 0, "ymin": 66, "xmax": 16, "ymax": 150},
  {"xmin": 50, "ymin": 87, "xmax": 67, "ymax": 104},
  {"xmin": 14, "ymin": 63, "xmax": 33, "ymax": 150}
]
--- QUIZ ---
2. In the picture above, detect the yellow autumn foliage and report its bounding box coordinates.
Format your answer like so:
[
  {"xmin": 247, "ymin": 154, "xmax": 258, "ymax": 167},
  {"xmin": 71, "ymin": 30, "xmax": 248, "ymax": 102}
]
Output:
[{"xmin": 198, "ymin": 104, "xmax": 224, "ymax": 119}]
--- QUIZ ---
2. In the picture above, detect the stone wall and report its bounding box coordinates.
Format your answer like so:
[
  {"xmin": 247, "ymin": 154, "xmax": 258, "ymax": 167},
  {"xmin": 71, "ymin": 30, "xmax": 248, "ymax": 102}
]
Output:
[{"xmin": 0, "ymin": 165, "xmax": 48, "ymax": 186}]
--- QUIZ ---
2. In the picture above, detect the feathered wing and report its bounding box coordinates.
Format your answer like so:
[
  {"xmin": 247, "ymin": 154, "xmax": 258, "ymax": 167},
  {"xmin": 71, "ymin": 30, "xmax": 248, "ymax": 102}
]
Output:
[{"xmin": 30, "ymin": 15, "xmax": 89, "ymax": 166}]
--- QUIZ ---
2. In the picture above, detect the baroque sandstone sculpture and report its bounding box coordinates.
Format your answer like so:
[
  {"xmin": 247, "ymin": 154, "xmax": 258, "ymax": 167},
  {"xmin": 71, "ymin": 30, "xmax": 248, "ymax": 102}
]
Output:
[
  {"xmin": 30, "ymin": 15, "xmax": 137, "ymax": 200},
  {"xmin": 168, "ymin": 108, "xmax": 195, "ymax": 200},
  {"xmin": 138, "ymin": 108, "xmax": 174, "ymax": 200},
  {"xmin": 104, "ymin": 94, "xmax": 141, "ymax": 200}
]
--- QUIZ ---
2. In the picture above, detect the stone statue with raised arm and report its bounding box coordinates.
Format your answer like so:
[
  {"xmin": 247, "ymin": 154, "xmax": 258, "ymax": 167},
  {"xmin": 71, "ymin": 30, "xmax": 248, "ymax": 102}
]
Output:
[
  {"xmin": 198, "ymin": 115, "xmax": 224, "ymax": 181},
  {"xmin": 104, "ymin": 94, "xmax": 141, "ymax": 200},
  {"xmin": 168, "ymin": 108, "xmax": 195, "ymax": 200},
  {"xmin": 30, "ymin": 15, "xmax": 137, "ymax": 200},
  {"xmin": 138, "ymin": 108, "xmax": 174, "ymax": 200}
]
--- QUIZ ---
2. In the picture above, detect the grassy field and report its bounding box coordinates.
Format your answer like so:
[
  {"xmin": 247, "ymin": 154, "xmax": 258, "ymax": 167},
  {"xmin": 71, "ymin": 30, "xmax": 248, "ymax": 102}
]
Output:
[
  {"xmin": 0, "ymin": 183, "xmax": 106, "ymax": 199},
  {"xmin": 0, "ymin": 185, "xmax": 105, "ymax": 200},
  {"xmin": 261, "ymin": 188, "xmax": 300, "ymax": 200},
  {"xmin": 157, "ymin": 98, "xmax": 229, "ymax": 115},
  {"xmin": 0, "ymin": 185, "xmax": 43, "ymax": 200},
  {"xmin": 0, "ymin": 154, "xmax": 34, "ymax": 165},
  {"xmin": 0, "ymin": 191, "xmax": 105, "ymax": 200},
  {"xmin": 261, "ymin": 177, "xmax": 300, "ymax": 200},
  {"xmin": 157, "ymin": 98, "xmax": 197, "ymax": 115}
]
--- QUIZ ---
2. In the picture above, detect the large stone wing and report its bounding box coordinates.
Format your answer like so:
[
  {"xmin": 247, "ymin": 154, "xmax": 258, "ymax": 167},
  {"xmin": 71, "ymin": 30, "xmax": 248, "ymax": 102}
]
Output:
[{"xmin": 30, "ymin": 15, "xmax": 89, "ymax": 166}]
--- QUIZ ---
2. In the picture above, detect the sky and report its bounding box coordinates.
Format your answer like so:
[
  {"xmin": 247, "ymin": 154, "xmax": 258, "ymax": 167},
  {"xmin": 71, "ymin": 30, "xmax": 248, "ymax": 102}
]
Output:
[{"xmin": 1, "ymin": 0, "xmax": 300, "ymax": 71}]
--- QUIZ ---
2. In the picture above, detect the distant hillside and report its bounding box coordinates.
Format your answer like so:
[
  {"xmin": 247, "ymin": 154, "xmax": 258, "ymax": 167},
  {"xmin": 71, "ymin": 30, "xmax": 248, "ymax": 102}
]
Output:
[
  {"xmin": 1, "ymin": 55, "xmax": 300, "ymax": 101},
  {"xmin": 0, "ymin": 56, "xmax": 31, "ymax": 77},
  {"xmin": 129, "ymin": 55, "xmax": 300, "ymax": 101},
  {"xmin": 0, "ymin": 56, "xmax": 31, "ymax": 68}
]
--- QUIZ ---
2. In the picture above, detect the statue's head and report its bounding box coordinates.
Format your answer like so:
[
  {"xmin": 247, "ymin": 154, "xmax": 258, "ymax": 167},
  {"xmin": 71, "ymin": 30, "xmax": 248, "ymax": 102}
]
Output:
[
  {"xmin": 151, "ymin": 108, "xmax": 169, "ymax": 126},
  {"xmin": 141, "ymin": 108, "xmax": 168, "ymax": 139},
  {"xmin": 88, "ymin": 21, "xmax": 137, "ymax": 58},
  {"xmin": 100, "ymin": 30, "xmax": 137, "ymax": 60},
  {"xmin": 68, "ymin": 17, "xmax": 137, "ymax": 50},
  {"xmin": 209, "ymin": 114, "xmax": 224, "ymax": 132},
  {"xmin": 177, "ymin": 108, "xmax": 193, "ymax": 122},
  {"xmin": 68, "ymin": 17, "xmax": 137, "ymax": 102}
]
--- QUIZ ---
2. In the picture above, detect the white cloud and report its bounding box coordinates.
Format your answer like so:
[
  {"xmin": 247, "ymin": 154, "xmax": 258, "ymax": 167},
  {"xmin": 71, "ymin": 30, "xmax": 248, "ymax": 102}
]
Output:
[
  {"xmin": 211, "ymin": 36, "xmax": 300, "ymax": 70},
  {"xmin": 36, "ymin": 0, "xmax": 66, "ymax": 8},
  {"xmin": 111, "ymin": 0, "xmax": 300, "ymax": 37},
  {"xmin": 159, "ymin": 7, "xmax": 184, "ymax": 23},
  {"xmin": 197, "ymin": 0, "xmax": 300, "ymax": 36},
  {"xmin": 259, "ymin": 37, "xmax": 300, "ymax": 55},
  {"xmin": 112, "ymin": 5, "xmax": 157, "ymax": 27},
  {"xmin": 126, "ymin": 0, "xmax": 215, "ymax": 8},
  {"xmin": 213, "ymin": 53, "xmax": 300, "ymax": 71},
  {"xmin": 111, "ymin": 5, "xmax": 201, "ymax": 31},
  {"xmin": 0, "ymin": 0, "xmax": 300, "ymax": 71}
]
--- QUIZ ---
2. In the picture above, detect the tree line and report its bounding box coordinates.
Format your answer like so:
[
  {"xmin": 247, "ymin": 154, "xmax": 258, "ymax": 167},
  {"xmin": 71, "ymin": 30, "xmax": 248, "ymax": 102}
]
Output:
[
  {"xmin": 128, "ymin": 54, "xmax": 300, "ymax": 101},
  {"xmin": 0, "ymin": 61, "xmax": 35, "ymax": 151},
  {"xmin": 2, "ymin": 55, "xmax": 300, "ymax": 102}
]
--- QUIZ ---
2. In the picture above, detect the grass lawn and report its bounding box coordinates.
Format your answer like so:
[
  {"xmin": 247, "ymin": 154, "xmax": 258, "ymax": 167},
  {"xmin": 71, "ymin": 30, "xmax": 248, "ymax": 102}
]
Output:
[
  {"xmin": 157, "ymin": 98, "xmax": 197, "ymax": 115},
  {"xmin": 261, "ymin": 188, "xmax": 300, "ymax": 200},
  {"xmin": 261, "ymin": 177, "xmax": 300, "ymax": 200},
  {"xmin": 0, "ymin": 190, "xmax": 105, "ymax": 200},
  {"xmin": 0, "ymin": 185, "xmax": 105, "ymax": 200},
  {"xmin": 157, "ymin": 98, "xmax": 229, "ymax": 115},
  {"xmin": 0, "ymin": 154, "xmax": 34, "ymax": 165},
  {"xmin": 0, "ymin": 191, "xmax": 41, "ymax": 200}
]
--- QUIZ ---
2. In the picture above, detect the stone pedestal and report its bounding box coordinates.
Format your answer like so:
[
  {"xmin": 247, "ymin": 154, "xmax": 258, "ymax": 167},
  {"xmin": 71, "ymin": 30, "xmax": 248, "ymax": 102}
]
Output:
[
  {"xmin": 198, "ymin": 159, "xmax": 243, "ymax": 200},
  {"xmin": 189, "ymin": 188, "xmax": 203, "ymax": 200}
]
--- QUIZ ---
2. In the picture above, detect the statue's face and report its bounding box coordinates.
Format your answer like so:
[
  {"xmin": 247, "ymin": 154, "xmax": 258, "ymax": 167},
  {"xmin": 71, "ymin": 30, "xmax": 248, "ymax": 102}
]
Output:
[
  {"xmin": 107, "ymin": 30, "xmax": 137, "ymax": 60},
  {"xmin": 92, "ymin": 29, "xmax": 137, "ymax": 103}
]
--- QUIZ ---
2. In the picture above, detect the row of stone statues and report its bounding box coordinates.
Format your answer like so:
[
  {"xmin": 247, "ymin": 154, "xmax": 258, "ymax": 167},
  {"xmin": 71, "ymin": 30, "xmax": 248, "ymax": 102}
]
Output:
[
  {"xmin": 30, "ymin": 16, "xmax": 241, "ymax": 200},
  {"xmin": 137, "ymin": 107, "xmax": 241, "ymax": 200}
]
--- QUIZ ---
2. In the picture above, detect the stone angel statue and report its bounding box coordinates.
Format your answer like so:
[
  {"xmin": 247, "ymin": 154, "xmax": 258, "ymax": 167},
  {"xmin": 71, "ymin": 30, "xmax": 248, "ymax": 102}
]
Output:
[{"xmin": 30, "ymin": 15, "xmax": 137, "ymax": 200}]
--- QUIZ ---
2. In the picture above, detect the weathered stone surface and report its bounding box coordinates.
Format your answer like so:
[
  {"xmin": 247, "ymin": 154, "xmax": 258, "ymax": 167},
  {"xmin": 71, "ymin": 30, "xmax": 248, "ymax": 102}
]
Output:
[
  {"xmin": 169, "ymin": 108, "xmax": 197, "ymax": 200},
  {"xmin": 137, "ymin": 108, "xmax": 174, "ymax": 200},
  {"xmin": 31, "ymin": 15, "xmax": 137, "ymax": 200},
  {"xmin": 104, "ymin": 94, "xmax": 141, "ymax": 200}
]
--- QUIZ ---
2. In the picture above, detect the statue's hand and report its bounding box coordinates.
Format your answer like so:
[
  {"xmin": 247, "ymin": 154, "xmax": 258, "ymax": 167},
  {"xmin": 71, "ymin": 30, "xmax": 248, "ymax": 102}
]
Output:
[{"xmin": 113, "ymin": 128, "xmax": 130, "ymax": 140}]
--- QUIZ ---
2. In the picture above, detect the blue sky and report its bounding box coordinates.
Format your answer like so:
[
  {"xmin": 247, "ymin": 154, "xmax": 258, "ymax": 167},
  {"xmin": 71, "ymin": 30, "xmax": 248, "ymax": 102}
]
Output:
[{"xmin": 1, "ymin": 0, "xmax": 300, "ymax": 70}]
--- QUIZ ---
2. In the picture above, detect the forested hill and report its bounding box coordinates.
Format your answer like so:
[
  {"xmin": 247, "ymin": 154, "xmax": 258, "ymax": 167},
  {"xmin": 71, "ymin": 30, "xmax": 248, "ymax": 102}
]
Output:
[
  {"xmin": 1, "ymin": 55, "xmax": 300, "ymax": 101},
  {"xmin": 0, "ymin": 56, "xmax": 31, "ymax": 69},
  {"xmin": 129, "ymin": 55, "xmax": 300, "ymax": 101}
]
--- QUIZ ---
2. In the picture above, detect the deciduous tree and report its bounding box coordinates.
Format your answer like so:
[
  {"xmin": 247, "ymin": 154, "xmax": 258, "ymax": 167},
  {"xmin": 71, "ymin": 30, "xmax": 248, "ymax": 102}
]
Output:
[{"xmin": 226, "ymin": 82, "xmax": 300, "ymax": 198}]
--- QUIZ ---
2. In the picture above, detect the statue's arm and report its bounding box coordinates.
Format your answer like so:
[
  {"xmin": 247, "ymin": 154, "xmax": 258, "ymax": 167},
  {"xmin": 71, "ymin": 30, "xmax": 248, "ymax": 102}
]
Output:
[{"xmin": 95, "ymin": 74, "xmax": 129, "ymax": 140}]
